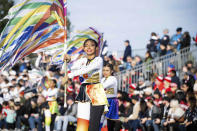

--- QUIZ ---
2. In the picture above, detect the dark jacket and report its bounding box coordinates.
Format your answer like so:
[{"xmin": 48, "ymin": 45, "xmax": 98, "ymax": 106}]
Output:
[
  {"xmin": 159, "ymin": 35, "xmax": 170, "ymax": 47},
  {"xmin": 159, "ymin": 49, "xmax": 167, "ymax": 57},
  {"xmin": 171, "ymin": 75, "xmax": 181, "ymax": 89},
  {"xmin": 123, "ymin": 45, "xmax": 132, "ymax": 62},
  {"xmin": 147, "ymin": 39, "xmax": 158, "ymax": 53},
  {"xmin": 149, "ymin": 105, "xmax": 161, "ymax": 120},
  {"xmin": 181, "ymin": 36, "xmax": 191, "ymax": 49},
  {"xmin": 65, "ymin": 103, "xmax": 77, "ymax": 117},
  {"xmin": 160, "ymin": 104, "xmax": 170, "ymax": 119},
  {"xmin": 119, "ymin": 104, "xmax": 133, "ymax": 117},
  {"xmin": 182, "ymin": 75, "xmax": 195, "ymax": 92}
]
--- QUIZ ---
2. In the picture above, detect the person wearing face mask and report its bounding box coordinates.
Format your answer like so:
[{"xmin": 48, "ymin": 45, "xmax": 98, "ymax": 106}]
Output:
[{"xmin": 64, "ymin": 39, "xmax": 108, "ymax": 131}]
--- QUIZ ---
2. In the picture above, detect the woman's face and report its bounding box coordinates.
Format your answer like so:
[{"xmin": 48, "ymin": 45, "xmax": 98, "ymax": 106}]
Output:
[
  {"xmin": 145, "ymin": 53, "xmax": 149, "ymax": 58},
  {"xmin": 83, "ymin": 41, "xmax": 96, "ymax": 56},
  {"xmin": 164, "ymin": 81, "xmax": 170, "ymax": 88},
  {"xmin": 47, "ymin": 79, "xmax": 55, "ymax": 89},
  {"xmin": 103, "ymin": 66, "xmax": 112, "ymax": 78},
  {"xmin": 31, "ymin": 101, "xmax": 36, "ymax": 107},
  {"xmin": 181, "ymin": 84, "xmax": 189, "ymax": 92}
]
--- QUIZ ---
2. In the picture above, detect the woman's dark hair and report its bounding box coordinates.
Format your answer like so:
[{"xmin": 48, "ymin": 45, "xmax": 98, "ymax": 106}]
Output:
[
  {"xmin": 186, "ymin": 91, "xmax": 195, "ymax": 100},
  {"xmin": 147, "ymin": 98, "xmax": 154, "ymax": 105},
  {"xmin": 175, "ymin": 91, "xmax": 186, "ymax": 103},
  {"xmin": 83, "ymin": 39, "xmax": 98, "ymax": 47},
  {"xmin": 188, "ymin": 97, "xmax": 196, "ymax": 111},
  {"xmin": 145, "ymin": 51, "xmax": 153, "ymax": 61},
  {"xmin": 104, "ymin": 63, "xmax": 114, "ymax": 72},
  {"xmin": 166, "ymin": 91, "xmax": 175, "ymax": 99},
  {"xmin": 183, "ymin": 32, "xmax": 190, "ymax": 39},
  {"xmin": 52, "ymin": 79, "xmax": 57, "ymax": 88},
  {"xmin": 151, "ymin": 32, "xmax": 157, "ymax": 36},
  {"xmin": 140, "ymin": 99, "xmax": 147, "ymax": 112}
]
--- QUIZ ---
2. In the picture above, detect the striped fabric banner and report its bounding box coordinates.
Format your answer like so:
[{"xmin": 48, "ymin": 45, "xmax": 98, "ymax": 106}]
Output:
[{"xmin": 0, "ymin": 0, "xmax": 67, "ymax": 71}]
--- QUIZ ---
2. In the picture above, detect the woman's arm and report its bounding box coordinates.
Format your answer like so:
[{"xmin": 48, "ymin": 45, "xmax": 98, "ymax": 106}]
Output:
[
  {"xmin": 103, "ymin": 77, "xmax": 117, "ymax": 89},
  {"xmin": 68, "ymin": 57, "xmax": 103, "ymax": 78}
]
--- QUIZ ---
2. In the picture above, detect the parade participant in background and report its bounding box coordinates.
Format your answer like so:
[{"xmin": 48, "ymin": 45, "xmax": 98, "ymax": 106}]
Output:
[
  {"xmin": 64, "ymin": 39, "xmax": 108, "ymax": 131},
  {"xmin": 42, "ymin": 78, "xmax": 59, "ymax": 131},
  {"xmin": 100, "ymin": 63, "xmax": 119, "ymax": 131}
]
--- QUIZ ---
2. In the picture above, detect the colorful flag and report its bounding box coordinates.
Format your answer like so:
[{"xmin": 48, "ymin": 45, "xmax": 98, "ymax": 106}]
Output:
[
  {"xmin": 50, "ymin": 27, "xmax": 103, "ymax": 66},
  {"xmin": 0, "ymin": 0, "xmax": 67, "ymax": 71}
]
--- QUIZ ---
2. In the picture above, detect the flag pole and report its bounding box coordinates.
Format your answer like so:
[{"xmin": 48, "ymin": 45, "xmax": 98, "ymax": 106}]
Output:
[{"xmin": 63, "ymin": 0, "xmax": 68, "ymax": 108}]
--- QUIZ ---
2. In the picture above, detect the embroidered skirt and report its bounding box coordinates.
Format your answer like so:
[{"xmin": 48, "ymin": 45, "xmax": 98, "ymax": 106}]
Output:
[
  {"xmin": 76, "ymin": 83, "xmax": 108, "ymax": 106},
  {"xmin": 105, "ymin": 98, "xmax": 119, "ymax": 120}
]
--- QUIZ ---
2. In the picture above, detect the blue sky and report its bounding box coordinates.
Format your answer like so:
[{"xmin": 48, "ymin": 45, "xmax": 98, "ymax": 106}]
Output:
[
  {"xmin": 69, "ymin": 0, "xmax": 197, "ymax": 56},
  {"xmin": 14, "ymin": 0, "xmax": 197, "ymax": 56}
]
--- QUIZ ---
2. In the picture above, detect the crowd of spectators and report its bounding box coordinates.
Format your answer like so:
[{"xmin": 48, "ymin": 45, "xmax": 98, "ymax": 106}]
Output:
[
  {"xmin": 113, "ymin": 60, "xmax": 197, "ymax": 131},
  {"xmin": 0, "ymin": 27, "xmax": 196, "ymax": 131},
  {"xmin": 119, "ymin": 27, "xmax": 197, "ymax": 71}
]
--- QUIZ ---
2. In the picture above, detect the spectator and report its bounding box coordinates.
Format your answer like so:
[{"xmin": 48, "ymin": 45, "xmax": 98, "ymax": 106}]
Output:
[
  {"xmin": 181, "ymin": 31, "xmax": 191, "ymax": 49},
  {"xmin": 19, "ymin": 58, "xmax": 27, "ymax": 73},
  {"xmin": 144, "ymin": 51, "xmax": 153, "ymax": 63},
  {"xmin": 160, "ymin": 97, "xmax": 170, "ymax": 130},
  {"xmin": 145, "ymin": 98, "xmax": 161, "ymax": 131},
  {"xmin": 124, "ymin": 95, "xmax": 140, "ymax": 131},
  {"xmin": 123, "ymin": 40, "xmax": 132, "ymax": 62},
  {"xmin": 135, "ymin": 77, "xmax": 146, "ymax": 96},
  {"xmin": 186, "ymin": 60, "xmax": 194, "ymax": 70},
  {"xmin": 154, "ymin": 75, "xmax": 164, "ymax": 93},
  {"xmin": 125, "ymin": 56, "xmax": 132, "ymax": 70},
  {"xmin": 147, "ymin": 32, "xmax": 159, "ymax": 58},
  {"xmin": 163, "ymin": 76, "xmax": 171, "ymax": 95},
  {"xmin": 129, "ymin": 84, "xmax": 136, "ymax": 98},
  {"xmin": 184, "ymin": 97, "xmax": 197, "ymax": 130},
  {"xmin": 135, "ymin": 56, "xmax": 143, "ymax": 66},
  {"xmin": 159, "ymin": 44, "xmax": 167, "ymax": 57},
  {"xmin": 170, "ymin": 70, "xmax": 181, "ymax": 89},
  {"xmin": 159, "ymin": 29, "xmax": 170, "ymax": 47},
  {"xmin": 56, "ymin": 97, "xmax": 77, "ymax": 131},
  {"xmin": 170, "ymin": 27, "xmax": 183, "ymax": 51},
  {"xmin": 166, "ymin": 44, "xmax": 174, "ymax": 55},
  {"xmin": 28, "ymin": 98, "xmax": 42, "ymax": 131},
  {"xmin": 153, "ymin": 89, "xmax": 162, "ymax": 107},
  {"xmin": 182, "ymin": 72, "xmax": 195, "ymax": 92},
  {"xmin": 138, "ymin": 99, "xmax": 149, "ymax": 131},
  {"xmin": 4, "ymin": 105, "xmax": 16, "ymax": 130},
  {"xmin": 116, "ymin": 97, "xmax": 133, "ymax": 131},
  {"xmin": 165, "ymin": 99, "xmax": 185, "ymax": 131},
  {"xmin": 176, "ymin": 91, "xmax": 188, "ymax": 111},
  {"xmin": 170, "ymin": 83, "xmax": 178, "ymax": 94}
]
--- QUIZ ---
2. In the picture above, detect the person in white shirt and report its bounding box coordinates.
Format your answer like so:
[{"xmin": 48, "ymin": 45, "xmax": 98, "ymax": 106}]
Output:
[
  {"xmin": 101, "ymin": 63, "xmax": 119, "ymax": 131},
  {"xmin": 42, "ymin": 78, "xmax": 59, "ymax": 131},
  {"xmin": 64, "ymin": 39, "xmax": 108, "ymax": 131}
]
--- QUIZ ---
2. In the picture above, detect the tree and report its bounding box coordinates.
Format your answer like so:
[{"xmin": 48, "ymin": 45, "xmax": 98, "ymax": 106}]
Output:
[
  {"xmin": 66, "ymin": 12, "xmax": 72, "ymax": 38},
  {"xmin": 0, "ymin": 0, "xmax": 14, "ymax": 34}
]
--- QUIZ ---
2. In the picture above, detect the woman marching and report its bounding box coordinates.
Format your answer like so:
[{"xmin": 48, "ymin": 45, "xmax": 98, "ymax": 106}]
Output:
[
  {"xmin": 42, "ymin": 78, "xmax": 59, "ymax": 131},
  {"xmin": 64, "ymin": 38, "xmax": 108, "ymax": 131},
  {"xmin": 101, "ymin": 63, "xmax": 119, "ymax": 131}
]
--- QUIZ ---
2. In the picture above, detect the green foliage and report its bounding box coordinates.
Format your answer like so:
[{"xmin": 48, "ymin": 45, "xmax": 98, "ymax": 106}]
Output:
[{"xmin": 0, "ymin": 0, "xmax": 14, "ymax": 34}]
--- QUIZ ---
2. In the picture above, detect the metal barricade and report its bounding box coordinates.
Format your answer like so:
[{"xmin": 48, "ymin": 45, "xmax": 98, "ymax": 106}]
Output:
[{"xmin": 115, "ymin": 45, "xmax": 197, "ymax": 91}]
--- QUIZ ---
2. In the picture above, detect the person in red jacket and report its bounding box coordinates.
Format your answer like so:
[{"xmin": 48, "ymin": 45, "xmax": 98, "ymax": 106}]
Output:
[
  {"xmin": 128, "ymin": 84, "xmax": 136, "ymax": 98},
  {"xmin": 154, "ymin": 75, "xmax": 164, "ymax": 92},
  {"xmin": 163, "ymin": 76, "xmax": 171, "ymax": 95}
]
